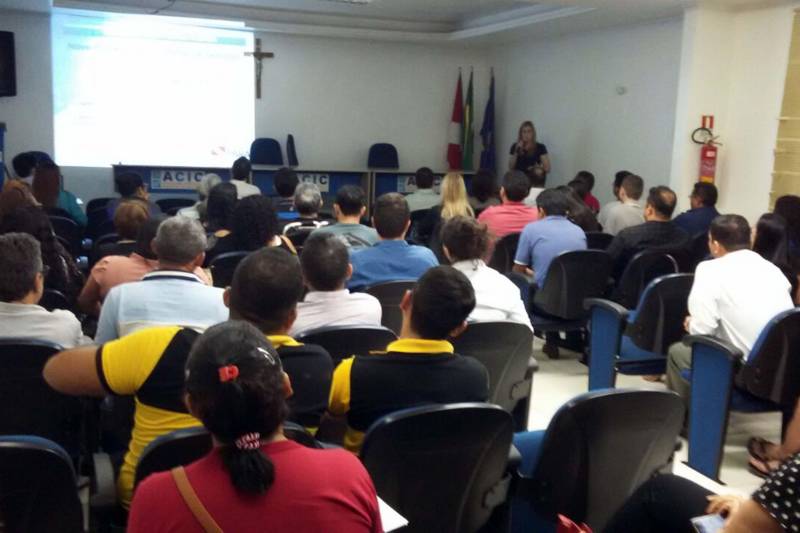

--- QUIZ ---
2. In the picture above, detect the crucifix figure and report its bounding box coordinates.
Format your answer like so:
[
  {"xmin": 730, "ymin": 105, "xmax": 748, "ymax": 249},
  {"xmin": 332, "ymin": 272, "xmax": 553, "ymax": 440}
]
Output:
[{"xmin": 245, "ymin": 38, "xmax": 274, "ymax": 99}]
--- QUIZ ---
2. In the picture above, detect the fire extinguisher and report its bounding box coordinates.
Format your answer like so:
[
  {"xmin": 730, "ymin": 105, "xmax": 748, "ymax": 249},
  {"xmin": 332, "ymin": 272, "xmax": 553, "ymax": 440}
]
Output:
[{"xmin": 692, "ymin": 115, "xmax": 721, "ymax": 183}]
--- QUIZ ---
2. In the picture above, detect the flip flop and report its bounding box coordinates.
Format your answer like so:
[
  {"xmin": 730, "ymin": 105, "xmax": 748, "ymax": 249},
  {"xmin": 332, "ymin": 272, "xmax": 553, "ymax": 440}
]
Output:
[
  {"xmin": 748, "ymin": 456, "xmax": 781, "ymax": 479},
  {"xmin": 747, "ymin": 436, "xmax": 779, "ymax": 463}
]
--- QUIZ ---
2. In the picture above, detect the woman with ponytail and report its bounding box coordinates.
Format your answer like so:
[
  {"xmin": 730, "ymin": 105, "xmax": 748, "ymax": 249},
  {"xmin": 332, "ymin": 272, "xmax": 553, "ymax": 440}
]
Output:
[{"xmin": 128, "ymin": 320, "xmax": 382, "ymax": 533}]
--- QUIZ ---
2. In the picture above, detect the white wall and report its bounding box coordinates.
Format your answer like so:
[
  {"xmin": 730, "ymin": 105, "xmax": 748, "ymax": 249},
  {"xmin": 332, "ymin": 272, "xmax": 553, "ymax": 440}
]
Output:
[
  {"xmin": 253, "ymin": 33, "xmax": 489, "ymax": 172},
  {"xmin": 491, "ymin": 17, "xmax": 684, "ymax": 205}
]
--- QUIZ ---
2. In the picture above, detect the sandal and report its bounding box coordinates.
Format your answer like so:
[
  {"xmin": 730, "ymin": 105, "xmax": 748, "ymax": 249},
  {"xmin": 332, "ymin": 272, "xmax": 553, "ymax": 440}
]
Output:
[
  {"xmin": 748, "ymin": 456, "xmax": 781, "ymax": 479},
  {"xmin": 747, "ymin": 436, "xmax": 780, "ymax": 463}
]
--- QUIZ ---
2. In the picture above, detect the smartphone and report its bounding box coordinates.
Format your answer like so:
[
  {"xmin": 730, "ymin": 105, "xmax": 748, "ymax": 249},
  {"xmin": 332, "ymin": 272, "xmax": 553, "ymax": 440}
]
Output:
[{"xmin": 690, "ymin": 513, "xmax": 725, "ymax": 533}]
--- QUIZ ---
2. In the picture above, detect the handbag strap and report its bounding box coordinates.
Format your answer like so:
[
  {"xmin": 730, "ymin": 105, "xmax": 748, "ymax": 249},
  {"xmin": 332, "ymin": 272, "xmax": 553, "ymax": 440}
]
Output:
[{"xmin": 170, "ymin": 467, "xmax": 224, "ymax": 533}]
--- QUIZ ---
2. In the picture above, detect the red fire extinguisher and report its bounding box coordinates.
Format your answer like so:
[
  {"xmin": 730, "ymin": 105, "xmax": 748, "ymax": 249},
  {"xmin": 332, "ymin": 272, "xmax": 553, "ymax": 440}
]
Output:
[{"xmin": 692, "ymin": 115, "xmax": 721, "ymax": 184}]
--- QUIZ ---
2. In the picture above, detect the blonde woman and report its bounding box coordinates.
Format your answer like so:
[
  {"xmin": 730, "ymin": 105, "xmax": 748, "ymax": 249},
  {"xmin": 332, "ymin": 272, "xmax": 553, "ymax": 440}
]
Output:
[
  {"xmin": 417, "ymin": 173, "xmax": 474, "ymax": 260},
  {"xmin": 509, "ymin": 120, "xmax": 550, "ymax": 180}
]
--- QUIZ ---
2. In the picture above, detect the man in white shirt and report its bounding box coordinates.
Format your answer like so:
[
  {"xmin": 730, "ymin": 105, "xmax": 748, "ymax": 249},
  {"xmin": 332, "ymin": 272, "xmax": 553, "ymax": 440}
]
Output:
[
  {"xmin": 600, "ymin": 174, "xmax": 645, "ymax": 235},
  {"xmin": 597, "ymin": 170, "xmax": 633, "ymax": 229},
  {"xmin": 522, "ymin": 170, "xmax": 547, "ymax": 208},
  {"xmin": 404, "ymin": 167, "xmax": 440, "ymax": 213},
  {"xmin": 230, "ymin": 156, "xmax": 261, "ymax": 199},
  {"xmin": 0, "ymin": 233, "xmax": 89, "ymax": 348},
  {"xmin": 95, "ymin": 217, "xmax": 228, "ymax": 343},
  {"xmin": 291, "ymin": 233, "xmax": 382, "ymax": 335},
  {"xmin": 665, "ymin": 214, "xmax": 795, "ymax": 402}
]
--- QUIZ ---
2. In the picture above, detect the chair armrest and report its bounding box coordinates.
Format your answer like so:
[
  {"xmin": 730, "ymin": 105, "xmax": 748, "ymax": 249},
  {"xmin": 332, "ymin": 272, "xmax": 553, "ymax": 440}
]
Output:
[
  {"xmin": 507, "ymin": 444, "xmax": 522, "ymax": 471},
  {"xmin": 583, "ymin": 297, "xmax": 629, "ymax": 318},
  {"xmin": 586, "ymin": 299, "xmax": 629, "ymax": 390},
  {"xmin": 682, "ymin": 335, "xmax": 743, "ymax": 361},
  {"xmin": 89, "ymin": 452, "xmax": 117, "ymax": 511}
]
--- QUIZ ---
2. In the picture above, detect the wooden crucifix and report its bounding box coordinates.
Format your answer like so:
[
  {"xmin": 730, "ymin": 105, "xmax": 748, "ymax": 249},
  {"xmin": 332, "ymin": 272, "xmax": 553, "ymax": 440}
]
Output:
[{"xmin": 245, "ymin": 38, "xmax": 274, "ymax": 99}]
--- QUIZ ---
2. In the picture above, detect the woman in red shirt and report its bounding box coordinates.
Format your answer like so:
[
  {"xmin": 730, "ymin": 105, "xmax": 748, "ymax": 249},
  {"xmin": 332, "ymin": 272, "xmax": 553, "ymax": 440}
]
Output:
[{"xmin": 128, "ymin": 320, "xmax": 382, "ymax": 533}]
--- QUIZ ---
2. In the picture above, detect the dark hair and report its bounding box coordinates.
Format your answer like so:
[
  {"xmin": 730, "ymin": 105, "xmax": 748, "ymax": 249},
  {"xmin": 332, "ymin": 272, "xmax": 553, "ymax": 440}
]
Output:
[
  {"xmin": 0, "ymin": 181, "xmax": 37, "ymax": 217},
  {"xmin": 113, "ymin": 200, "xmax": 149, "ymax": 240},
  {"xmin": 410, "ymin": 266, "xmax": 476, "ymax": 339},
  {"xmin": 115, "ymin": 172, "xmax": 145, "ymax": 198},
  {"xmin": 774, "ymin": 195, "xmax": 800, "ymax": 247},
  {"xmin": 440, "ymin": 216, "xmax": 491, "ymax": 261},
  {"xmin": 0, "ymin": 232, "xmax": 43, "ymax": 301},
  {"xmin": 692, "ymin": 182, "xmax": 718, "ymax": 207},
  {"xmin": 536, "ymin": 188, "xmax": 569, "ymax": 217},
  {"xmin": 135, "ymin": 216, "xmax": 164, "ymax": 259},
  {"xmin": 621, "ymin": 174, "xmax": 644, "ymax": 201},
  {"xmin": 502, "ymin": 171, "xmax": 531, "ymax": 202},
  {"xmin": 373, "ymin": 193, "xmax": 410, "ymax": 239},
  {"xmin": 646, "ymin": 186, "xmax": 677, "ymax": 218},
  {"xmin": 232, "ymin": 196, "xmax": 280, "ymax": 251},
  {"xmin": 753, "ymin": 213, "xmax": 790, "ymax": 265},
  {"xmin": 185, "ymin": 321, "xmax": 288, "ymax": 495},
  {"xmin": 614, "ymin": 170, "xmax": 632, "ymax": 189},
  {"xmin": 12, "ymin": 152, "xmax": 38, "ymax": 178},
  {"xmin": 300, "ymin": 233, "xmax": 349, "ymax": 291},
  {"xmin": 229, "ymin": 247, "xmax": 304, "ymax": 333},
  {"xmin": 575, "ymin": 171, "xmax": 595, "ymax": 191},
  {"xmin": 567, "ymin": 178, "xmax": 589, "ymax": 199},
  {"xmin": 31, "ymin": 161, "xmax": 61, "ymax": 209},
  {"xmin": 273, "ymin": 167, "xmax": 299, "ymax": 198},
  {"xmin": 206, "ymin": 182, "xmax": 238, "ymax": 233},
  {"xmin": 709, "ymin": 214, "xmax": 751, "ymax": 251},
  {"xmin": 231, "ymin": 157, "xmax": 252, "ymax": 182},
  {"xmin": 470, "ymin": 169, "xmax": 498, "ymax": 203},
  {"xmin": 334, "ymin": 185, "xmax": 366, "ymax": 216},
  {"xmin": 556, "ymin": 186, "xmax": 600, "ymax": 232},
  {"xmin": 415, "ymin": 167, "xmax": 435, "ymax": 189}
]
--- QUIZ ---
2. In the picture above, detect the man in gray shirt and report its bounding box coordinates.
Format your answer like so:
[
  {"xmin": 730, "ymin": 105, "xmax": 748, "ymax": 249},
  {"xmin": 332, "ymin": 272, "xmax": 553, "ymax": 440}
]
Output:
[
  {"xmin": 312, "ymin": 185, "xmax": 378, "ymax": 250},
  {"xmin": 404, "ymin": 167, "xmax": 441, "ymax": 212},
  {"xmin": 0, "ymin": 233, "xmax": 88, "ymax": 348},
  {"xmin": 600, "ymin": 174, "xmax": 645, "ymax": 236}
]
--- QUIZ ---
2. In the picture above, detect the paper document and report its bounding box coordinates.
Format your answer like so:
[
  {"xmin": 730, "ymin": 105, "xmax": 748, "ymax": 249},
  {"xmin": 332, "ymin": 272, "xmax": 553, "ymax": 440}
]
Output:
[
  {"xmin": 378, "ymin": 497, "xmax": 409, "ymax": 532},
  {"xmin": 672, "ymin": 460, "xmax": 748, "ymax": 497}
]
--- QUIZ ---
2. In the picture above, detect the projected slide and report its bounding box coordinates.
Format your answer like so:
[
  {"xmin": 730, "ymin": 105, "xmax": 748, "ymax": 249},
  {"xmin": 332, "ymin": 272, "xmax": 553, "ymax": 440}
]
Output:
[{"xmin": 52, "ymin": 12, "xmax": 255, "ymax": 168}]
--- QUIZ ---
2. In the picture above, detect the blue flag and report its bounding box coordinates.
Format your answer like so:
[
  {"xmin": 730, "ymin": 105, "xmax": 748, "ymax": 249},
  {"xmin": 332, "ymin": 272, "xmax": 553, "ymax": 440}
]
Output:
[{"xmin": 479, "ymin": 72, "xmax": 495, "ymax": 172}]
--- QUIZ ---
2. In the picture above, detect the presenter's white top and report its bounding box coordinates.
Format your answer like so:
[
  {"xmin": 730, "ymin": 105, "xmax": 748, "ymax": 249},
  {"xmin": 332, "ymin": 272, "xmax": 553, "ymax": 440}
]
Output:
[
  {"xmin": 451, "ymin": 259, "xmax": 532, "ymax": 330},
  {"xmin": 231, "ymin": 180, "xmax": 262, "ymax": 199},
  {"xmin": 688, "ymin": 249, "xmax": 794, "ymax": 360}
]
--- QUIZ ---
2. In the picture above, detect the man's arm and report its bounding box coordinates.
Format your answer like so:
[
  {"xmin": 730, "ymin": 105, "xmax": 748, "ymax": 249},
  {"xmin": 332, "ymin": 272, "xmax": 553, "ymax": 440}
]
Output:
[
  {"xmin": 687, "ymin": 264, "xmax": 719, "ymax": 336},
  {"xmin": 43, "ymin": 345, "xmax": 106, "ymax": 396}
]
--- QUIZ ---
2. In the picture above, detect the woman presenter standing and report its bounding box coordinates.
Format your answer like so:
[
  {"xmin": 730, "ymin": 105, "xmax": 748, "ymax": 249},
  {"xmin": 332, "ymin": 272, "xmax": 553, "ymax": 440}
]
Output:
[{"xmin": 509, "ymin": 121, "xmax": 550, "ymax": 182}]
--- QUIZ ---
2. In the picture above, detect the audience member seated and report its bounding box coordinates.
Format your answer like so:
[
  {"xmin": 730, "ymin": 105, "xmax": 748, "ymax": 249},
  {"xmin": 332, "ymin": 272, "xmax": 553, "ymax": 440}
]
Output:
[
  {"xmin": 774, "ymin": 194, "xmax": 800, "ymax": 262},
  {"xmin": 405, "ymin": 167, "xmax": 441, "ymax": 212},
  {"xmin": 753, "ymin": 213, "xmax": 799, "ymax": 302},
  {"xmin": 206, "ymin": 195, "xmax": 296, "ymax": 264},
  {"xmin": 273, "ymin": 167, "xmax": 300, "ymax": 221},
  {"xmin": 523, "ymin": 168, "xmax": 547, "ymax": 208},
  {"xmin": 329, "ymin": 266, "xmax": 490, "ymax": 451},
  {"xmin": 348, "ymin": 193, "xmax": 438, "ymax": 291},
  {"xmin": 417, "ymin": 173, "xmax": 475, "ymax": 252},
  {"xmin": 441, "ymin": 217, "xmax": 531, "ymax": 329},
  {"xmin": 311, "ymin": 185, "xmax": 378, "ymax": 250},
  {"xmin": 600, "ymin": 173, "xmax": 645, "ymax": 235},
  {"xmin": 177, "ymin": 173, "xmax": 222, "ymax": 221},
  {"xmin": 102, "ymin": 200, "xmax": 149, "ymax": 258},
  {"xmin": 106, "ymin": 172, "xmax": 162, "ymax": 219},
  {"xmin": 468, "ymin": 168, "xmax": 501, "ymax": 212},
  {"xmin": 127, "ymin": 321, "xmax": 381, "ymax": 533},
  {"xmin": 224, "ymin": 247, "xmax": 333, "ymax": 429},
  {"xmin": 477, "ymin": 170, "xmax": 539, "ymax": 238},
  {"xmin": 606, "ymin": 185, "xmax": 689, "ymax": 279},
  {"xmin": 597, "ymin": 169, "xmax": 633, "ymax": 229},
  {"xmin": 95, "ymin": 216, "xmax": 227, "ymax": 343},
  {"xmin": 281, "ymin": 183, "xmax": 329, "ymax": 234},
  {"xmin": 0, "ymin": 180, "xmax": 38, "ymax": 218},
  {"xmin": 574, "ymin": 170, "xmax": 600, "ymax": 213},
  {"xmin": 230, "ymin": 156, "xmax": 261, "ymax": 199},
  {"xmin": 290, "ymin": 234, "xmax": 381, "ymax": 336},
  {"xmin": 31, "ymin": 161, "xmax": 87, "ymax": 227},
  {"xmin": 559, "ymin": 184, "xmax": 600, "ymax": 232},
  {"xmin": 513, "ymin": 188, "xmax": 587, "ymax": 287},
  {"xmin": 11, "ymin": 150, "xmax": 52, "ymax": 185},
  {"xmin": 673, "ymin": 181, "xmax": 720, "ymax": 237},
  {"xmin": 78, "ymin": 217, "xmax": 211, "ymax": 316},
  {"xmin": 665, "ymin": 215, "xmax": 794, "ymax": 403},
  {"xmin": 0, "ymin": 206, "xmax": 84, "ymax": 303},
  {"xmin": 203, "ymin": 182, "xmax": 238, "ymax": 254},
  {"xmin": 0, "ymin": 233, "xmax": 88, "ymax": 347},
  {"xmin": 604, "ymin": 463, "xmax": 799, "ymax": 533}
]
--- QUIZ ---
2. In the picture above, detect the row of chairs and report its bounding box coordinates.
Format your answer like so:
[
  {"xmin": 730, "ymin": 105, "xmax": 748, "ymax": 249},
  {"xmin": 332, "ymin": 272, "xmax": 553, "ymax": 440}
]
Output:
[{"xmin": 0, "ymin": 388, "xmax": 684, "ymax": 533}]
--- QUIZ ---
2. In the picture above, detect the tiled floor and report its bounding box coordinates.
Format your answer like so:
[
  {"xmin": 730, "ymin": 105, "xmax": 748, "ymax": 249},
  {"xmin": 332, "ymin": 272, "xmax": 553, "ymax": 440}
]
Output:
[{"xmin": 526, "ymin": 338, "xmax": 781, "ymax": 495}]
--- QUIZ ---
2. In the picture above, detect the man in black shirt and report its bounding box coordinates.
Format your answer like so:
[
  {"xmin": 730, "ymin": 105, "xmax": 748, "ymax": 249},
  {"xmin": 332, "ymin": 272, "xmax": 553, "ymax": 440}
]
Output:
[
  {"xmin": 606, "ymin": 185, "xmax": 690, "ymax": 279},
  {"xmin": 328, "ymin": 265, "xmax": 490, "ymax": 452}
]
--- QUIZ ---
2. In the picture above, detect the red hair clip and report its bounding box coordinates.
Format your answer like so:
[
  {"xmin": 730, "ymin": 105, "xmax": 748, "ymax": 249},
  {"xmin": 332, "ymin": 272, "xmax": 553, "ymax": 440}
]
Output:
[{"xmin": 218, "ymin": 365, "xmax": 239, "ymax": 383}]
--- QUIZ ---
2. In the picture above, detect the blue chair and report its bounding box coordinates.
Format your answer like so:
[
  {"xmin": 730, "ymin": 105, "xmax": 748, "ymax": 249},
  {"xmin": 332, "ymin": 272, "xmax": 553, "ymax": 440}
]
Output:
[
  {"xmin": 249, "ymin": 137, "xmax": 283, "ymax": 165},
  {"xmin": 685, "ymin": 307, "xmax": 800, "ymax": 479},
  {"xmin": 586, "ymin": 273, "xmax": 693, "ymax": 390},
  {"xmin": 367, "ymin": 143, "xmax": 399, "ymax": 169},
  {"xmin": 511, "ymin": 389, "xmax": 684, "ymax": 532}
]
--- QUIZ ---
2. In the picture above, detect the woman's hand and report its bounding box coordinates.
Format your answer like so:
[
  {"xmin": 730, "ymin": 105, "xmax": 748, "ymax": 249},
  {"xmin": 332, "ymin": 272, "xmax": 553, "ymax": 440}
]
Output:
[{"xmin": 706, "ymin": 494, "xmax": 744, "ymax": 518}]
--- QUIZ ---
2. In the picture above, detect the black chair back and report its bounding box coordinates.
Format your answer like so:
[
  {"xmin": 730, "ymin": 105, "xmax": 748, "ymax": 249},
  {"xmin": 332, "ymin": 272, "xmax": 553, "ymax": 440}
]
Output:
[
  {"xmin": 91, "ymin": 233, "xmax": 120, "ymax": 264},
  {"xmin": 155, "ymin": 197, "xmax": 195, "ymax": 213},
  {"xmin": 488, "ymin": 233, "xmax": 521, "ymax": 274},
  {"xmin": 524, "ymin": 389, "xmax": 683, "ymax": 530},
  {"xmin": 687, "ymin": 232, "xmax": 711, "ymax": 272},
  {"xmin": 86, "ymin": 207, "xmax": 111, "ymax": 239},
  {"xmin": 585, "ymin": 232, "xmax": 613, "ymax": 250},
  {"xmin": 367, "ymin": 143, "xmax": 399, "ymax": 169},
  {"xmin": 209, "ymin": 251, "xmax": 249, "ymax": 288},
  {"xmin": 45, "ymin": 207, "xmax": 72, "ymax": 219},
  {"xmin": 624, "ymin": 273, "xmax": 693, "ymax": 355},
  {"xmin": 533, "ymin": 250, "xmax": 612, "ymax": 320},
  {"xmin": 614, "ymin": 250, "xmax": 678, "ymax": 309},
  {"xmin": 361, "ymin": 403, "xmax": 513, "ymax": 533},
  {"xmin": 40, "ymin": 289, "xmax": 70, "ymax": 312},
  {"xmin": 451, "ymin": 322, "xmax": 534, "ymax": 423},
  {"xmin": 408, "ymin": 209, "xmax": 432, "ymax": 244},
  {"xmin": 86, "ymin": 197, "xmax": 113, "ymax": 213},
  {"xmin": 0, "ymin": 436, "xmax": 83, "ymax": 533},
  {"xmin": 284, "ymin": 225, "xmax": 317, "ymax": 250},
  {"xmin": 736, "ymin": 308, "xmax": 800, "ymax": 406},
  {"xmin": 296, "ymin": 325, "xmax": 397, "ymax": 366},
  {"xmin": 48, "ymin": 215, "xmax": 82, "ymax": 256},
  {"xmin": 0, "ymin": 340, "xmax": 83, "ymax": 454},
  {"xmin": 134, "ymin": 427, "xmax": 212, "ymax": 488},
  {"xmin": 365, "ymin": 280, "xmax": 417, "ymax": 335},
  {"xmin": 250, "ymin": 137, "xmax": 284, "ymax": 165}
]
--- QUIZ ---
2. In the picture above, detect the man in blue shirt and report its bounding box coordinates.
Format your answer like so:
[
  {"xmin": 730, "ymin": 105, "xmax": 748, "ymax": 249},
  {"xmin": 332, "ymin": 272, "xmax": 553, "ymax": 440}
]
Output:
[
  {"xmin": 512, "ymin": 188, "xmax": 587, "ymax": 287},
  {"xmin": 673, "ymin": 182, "xmax": 719, "ymax": 237},
  {"xmin": 348, "ymin": 193, "xmax": 438, "ymax": 290}
]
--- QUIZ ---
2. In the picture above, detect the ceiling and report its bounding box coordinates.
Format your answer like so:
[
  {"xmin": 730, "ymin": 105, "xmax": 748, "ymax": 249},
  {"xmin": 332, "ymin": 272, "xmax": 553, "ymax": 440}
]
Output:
[{"xmin": 1, "ymin": 0, "xmax": 793, "ymax": 42}]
